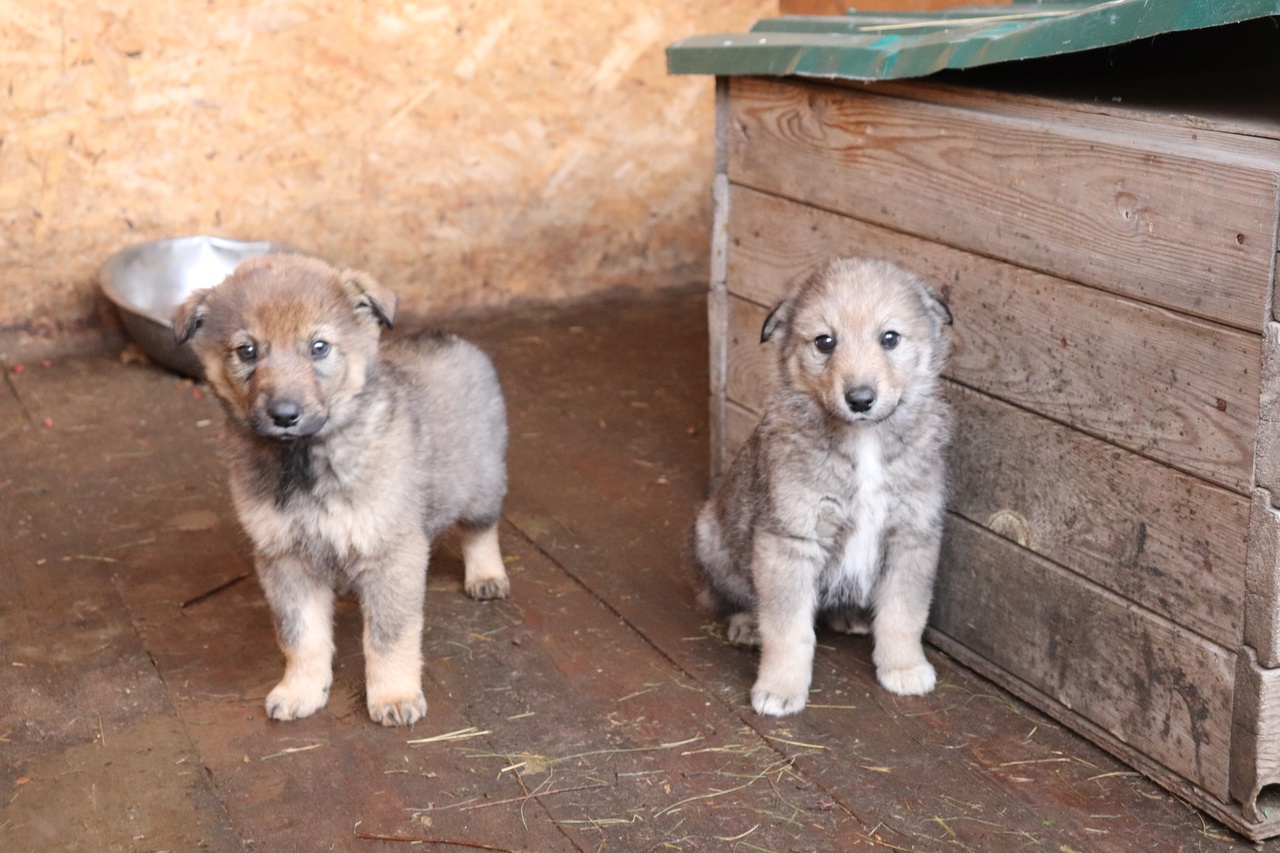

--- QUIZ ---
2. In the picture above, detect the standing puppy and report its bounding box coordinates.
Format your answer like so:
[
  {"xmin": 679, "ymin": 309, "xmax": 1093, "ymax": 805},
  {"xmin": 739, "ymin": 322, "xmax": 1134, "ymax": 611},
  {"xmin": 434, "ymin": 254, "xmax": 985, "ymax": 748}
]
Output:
[
  {"xmin": 174, "ymin": 254, "xmax": 511, "ymax": 727},
  {"xmin": 693, "ymin": 258, "xmax": 953, "ymax": 716}
]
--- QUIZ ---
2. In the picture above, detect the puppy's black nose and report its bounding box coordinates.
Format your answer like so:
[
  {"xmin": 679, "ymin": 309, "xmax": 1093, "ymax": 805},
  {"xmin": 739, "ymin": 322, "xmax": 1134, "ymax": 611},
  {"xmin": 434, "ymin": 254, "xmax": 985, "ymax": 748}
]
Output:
[
  {"xmin": 846, "ymin": 386, "xmax": 876, "ymax": 414},
  {"xmin": 268, "ymin": 400, "xmax": 302, "ymax": 428}
]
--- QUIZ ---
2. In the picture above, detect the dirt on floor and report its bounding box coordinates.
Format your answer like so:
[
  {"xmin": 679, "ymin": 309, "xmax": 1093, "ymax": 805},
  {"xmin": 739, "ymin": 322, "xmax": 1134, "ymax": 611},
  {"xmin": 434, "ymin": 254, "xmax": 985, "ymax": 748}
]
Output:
[{"xmin": 0, "ymin": 286, "xmax": 1263, "ymax": 852}]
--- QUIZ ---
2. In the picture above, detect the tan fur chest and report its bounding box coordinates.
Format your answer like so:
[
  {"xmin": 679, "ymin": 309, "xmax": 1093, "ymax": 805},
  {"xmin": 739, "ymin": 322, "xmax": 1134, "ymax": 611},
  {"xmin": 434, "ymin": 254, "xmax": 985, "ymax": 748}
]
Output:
[{"xmin": 230, "ymin": 453, "xmax": 414, "ymax": 566}]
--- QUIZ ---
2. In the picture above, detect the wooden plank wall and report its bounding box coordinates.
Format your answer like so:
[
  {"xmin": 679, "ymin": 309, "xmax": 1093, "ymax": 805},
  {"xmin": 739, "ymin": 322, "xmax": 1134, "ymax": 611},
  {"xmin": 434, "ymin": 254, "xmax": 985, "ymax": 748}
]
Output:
[
  {"xmin": 0, "ymin": 0, "xmax": 774, "ymax": 359},
  {"xmin": 727, "ymin": 77, "xmax": 1279, "ymax": 330},
  {"xmin": 715, "ymin": 75, "xmax": 1280, "ymax": 805}
]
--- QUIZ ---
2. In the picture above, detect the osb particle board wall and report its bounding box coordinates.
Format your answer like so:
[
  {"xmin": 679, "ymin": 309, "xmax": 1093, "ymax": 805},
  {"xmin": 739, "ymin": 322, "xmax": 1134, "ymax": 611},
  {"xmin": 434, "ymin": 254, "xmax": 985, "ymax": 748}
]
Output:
[{"xmin": 0, "ymin": 0, "xmax": 772, "ymax": 358}]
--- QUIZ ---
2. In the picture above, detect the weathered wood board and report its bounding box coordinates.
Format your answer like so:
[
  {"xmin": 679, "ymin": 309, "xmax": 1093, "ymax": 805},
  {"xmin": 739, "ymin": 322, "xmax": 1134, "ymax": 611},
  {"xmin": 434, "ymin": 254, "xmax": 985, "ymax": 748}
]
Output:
[
  {"xmin": 724, "ymin": 186, "xmax": 1263, "ymax": 495},
  {"xmin": 934, "ymin": 516, "xmax": 1237, "ymax": 800},
  {"xmin": 726, "ymin": 76, "xmax": 1280, "ymax": 331}
]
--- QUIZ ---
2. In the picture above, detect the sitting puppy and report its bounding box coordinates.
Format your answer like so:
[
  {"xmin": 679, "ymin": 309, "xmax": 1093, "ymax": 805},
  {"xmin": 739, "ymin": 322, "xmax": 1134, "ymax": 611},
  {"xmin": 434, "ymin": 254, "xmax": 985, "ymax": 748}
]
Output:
[
  {"xmin": 174, "ymin": 254, "xmax": 511, "ymax": 727},
  {"xmin": 693, "ymin": 258, "xmax": 953, "ymax": 716}
]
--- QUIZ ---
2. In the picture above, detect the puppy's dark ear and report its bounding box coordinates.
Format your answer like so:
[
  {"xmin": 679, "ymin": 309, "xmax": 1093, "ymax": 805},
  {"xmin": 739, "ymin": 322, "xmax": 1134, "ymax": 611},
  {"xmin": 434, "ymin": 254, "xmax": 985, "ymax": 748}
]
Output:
[
  {"xmin": 173, "ymin": 288, "xmax": 213, "ymax": 345},
  {"xmin": 922, "ymin": 285, "xmax": 953, "ymax": 328},
  {"xmin": 341, "ymin": 270, "xmax": 397, "ymax": 329},
  {"xmin": 761, "ymin": 299, "xmax": 790, "ymax": 344}
]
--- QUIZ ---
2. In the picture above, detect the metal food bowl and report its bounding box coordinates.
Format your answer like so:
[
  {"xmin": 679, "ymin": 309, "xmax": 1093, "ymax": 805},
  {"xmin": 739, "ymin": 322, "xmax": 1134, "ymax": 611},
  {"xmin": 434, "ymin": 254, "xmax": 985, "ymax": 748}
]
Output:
[{"xmin": 100, "ymin": 235, "xmax": 298, "ymax": 378}]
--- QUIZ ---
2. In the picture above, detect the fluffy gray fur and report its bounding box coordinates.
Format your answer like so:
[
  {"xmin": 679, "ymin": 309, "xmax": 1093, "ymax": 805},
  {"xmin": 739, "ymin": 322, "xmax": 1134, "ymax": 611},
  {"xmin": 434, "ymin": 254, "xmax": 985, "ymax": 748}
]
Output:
[
  {"xmin": 693, "ymin": 257, "xmax": 953, "ymax": 716},
  {"xmin": 175, "ymin": 254, "xmax": 510, "ymax": 727}
]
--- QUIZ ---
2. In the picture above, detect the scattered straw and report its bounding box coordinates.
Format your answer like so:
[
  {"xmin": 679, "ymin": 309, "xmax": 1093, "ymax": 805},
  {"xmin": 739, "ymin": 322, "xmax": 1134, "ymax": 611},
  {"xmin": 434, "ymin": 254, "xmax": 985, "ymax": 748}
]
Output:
[
  {"xmin": 761, "ymin": 734, "xmax": 829, "ymax": 751},
  {"xmin": 408, "ymin": 727, "xmax": 491, "ymax": 745},
  {"xmin": 105, "ymin": 536, "xmax": 157, "ymax": 552},
  {"xmin": 470, "ymin": 733, "xmax": 706, "ymax": 775},
  {"xmin": 681, "ymin": 744, "xmax": 748, "ymax": 756},
  {"xmin": 260, "ymin": 743, "xmax": 325, "ymax": 761},
  {"xmin": 714, "ymin": 824, "xmax": 760, "ymax": 842},
  {"xmin": 553, "ymin": 816, "xmax": 640, "ymax": 828},
  {"xmin": 651, "ymin": 759, "xmax": 794, "ymax": 820},
  {"xmin": 854, "ymin": 832, "xmax": 918, "ymax": 852},
  {"xmin": 458, "ymin": 781, "xmax": 611, "ymax": 812},
  {"xmin": 354, "ymin": 828, "xmax": 514, "ymax": 850},
  {"xmin": 403, "ymin": 797, "xmax": 482, "ymax": 814},
  {"xmin": 737, "ymin": 843, "xmax": 784, "ymax": 853}
]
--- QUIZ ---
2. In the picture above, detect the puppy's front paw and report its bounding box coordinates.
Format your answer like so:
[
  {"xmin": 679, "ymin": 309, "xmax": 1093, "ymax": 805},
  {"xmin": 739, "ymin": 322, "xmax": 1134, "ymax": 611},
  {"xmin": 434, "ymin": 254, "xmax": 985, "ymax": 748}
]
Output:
[
  {"xmin": 750, "ymin": 666, "xmax": 810, "ymax": 716},
  {"xmin": 265, "ymin": 678, "xmax": 331, "ymax": 721},
  {"xmin": 751, "ymin": 683, "xmax": 808, "ymax": 716},
  {"xmin": 877, "ymin": 661, "xmax": 936, "ymax": 696},
  {"xmin": 368, "ymin": 689, "xmax": 427, "ymax": 727},
  {"xmin": 465, "ymin": 573, "xmax": 510, "ymax": 601}
]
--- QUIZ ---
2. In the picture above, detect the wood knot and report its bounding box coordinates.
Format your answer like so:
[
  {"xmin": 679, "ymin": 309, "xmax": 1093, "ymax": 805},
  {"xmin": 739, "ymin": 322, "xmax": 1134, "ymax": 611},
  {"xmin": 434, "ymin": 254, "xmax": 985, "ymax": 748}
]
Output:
[{"xmin": 986, "ymin": 509, "xmax": 1034, "ymax": 549}]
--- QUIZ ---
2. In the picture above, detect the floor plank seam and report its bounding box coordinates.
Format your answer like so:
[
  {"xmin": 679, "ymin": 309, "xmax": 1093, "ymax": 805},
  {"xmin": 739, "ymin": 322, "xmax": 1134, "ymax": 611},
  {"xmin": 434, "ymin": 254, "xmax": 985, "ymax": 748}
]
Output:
[{"xmin": 500, "ymin": 515, "xmax": 892, "ymax": 843}]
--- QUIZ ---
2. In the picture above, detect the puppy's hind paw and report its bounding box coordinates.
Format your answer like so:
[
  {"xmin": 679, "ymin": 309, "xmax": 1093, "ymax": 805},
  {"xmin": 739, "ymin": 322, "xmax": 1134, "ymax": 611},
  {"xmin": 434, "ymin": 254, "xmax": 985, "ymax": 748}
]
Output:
[
  {"xmin": 368, "ymin": 690, "xmax": 428, "ymax": 727},
  {"xmin": 265, "ymin": 679, "xmax": 331, "ymax": 721},
  {"xmin": 824, "ymin": 608, "xmax": 871, "ymax": 636},
  {"xmin": 464, "ymin": 574, "xmax": 510, "ymax": 601},
  {"xmin": 877, "ymin": 661, "xmax": 937, "ymax": 696},
  {"xmin": 461, "ymin": 525, "xmax": 509, "ymax": 601},
  {"xmin": 726, "ymin": 612, "xmax": 761, "ymax": 647}
]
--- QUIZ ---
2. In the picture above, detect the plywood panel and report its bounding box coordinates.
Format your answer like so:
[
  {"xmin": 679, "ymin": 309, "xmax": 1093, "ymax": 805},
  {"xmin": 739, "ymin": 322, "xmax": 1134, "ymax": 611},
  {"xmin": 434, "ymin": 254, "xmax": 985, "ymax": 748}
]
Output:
[
  {"xmin": 934, "ymin": 516, "xmax": 1236, "ymax": 800},
  {"xmin": 0, "ymin": 0, "xmax": 775, "ymax": 359},
  {"xmin": 724, "ymin": 188, "xmax": 1262, "ymax": 494},
  {"xmin": 727, "ymin": 76, "xmax": 1278, "ymax": 331}
]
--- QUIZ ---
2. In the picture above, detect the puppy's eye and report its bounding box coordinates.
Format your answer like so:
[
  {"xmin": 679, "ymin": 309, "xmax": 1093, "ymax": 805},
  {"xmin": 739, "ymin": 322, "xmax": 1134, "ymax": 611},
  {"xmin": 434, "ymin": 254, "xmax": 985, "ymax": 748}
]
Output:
[
  {"xmin": 814, "ymin": 334, "xmax": 837, "ymax": 354},
  {"xmin": 235, "ymin": 342, "xmax": 258, "ymax": 363},
  {"xmin": 880, "ymin": 331, "xmax": 901, "ymax": 350},
  {"xmin": 310, "ymin": 340, "xmax": 331, "ymax": 360}
]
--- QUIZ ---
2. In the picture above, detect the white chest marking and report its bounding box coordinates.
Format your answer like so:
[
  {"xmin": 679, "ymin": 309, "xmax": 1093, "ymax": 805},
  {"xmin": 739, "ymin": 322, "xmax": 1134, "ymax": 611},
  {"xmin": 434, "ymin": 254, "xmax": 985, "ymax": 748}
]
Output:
[{"xmin": 839, "ymin": 431, "xmax": 890, "ymax": 604}]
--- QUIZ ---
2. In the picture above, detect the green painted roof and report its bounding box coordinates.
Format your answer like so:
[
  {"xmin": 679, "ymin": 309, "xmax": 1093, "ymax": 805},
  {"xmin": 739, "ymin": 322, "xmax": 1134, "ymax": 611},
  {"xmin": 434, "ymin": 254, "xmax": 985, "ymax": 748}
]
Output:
[{"xmin": 667, "ymin": 1, "xmax": 1280, "ymax": 80}]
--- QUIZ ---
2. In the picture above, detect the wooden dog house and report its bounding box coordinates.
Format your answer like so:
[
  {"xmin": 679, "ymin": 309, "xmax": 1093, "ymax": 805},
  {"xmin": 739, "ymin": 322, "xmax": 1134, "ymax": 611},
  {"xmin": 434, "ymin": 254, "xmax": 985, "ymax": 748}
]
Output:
[{"xmin": 670, "ymin": 1, "xmax": 1280, "ymax": 839}]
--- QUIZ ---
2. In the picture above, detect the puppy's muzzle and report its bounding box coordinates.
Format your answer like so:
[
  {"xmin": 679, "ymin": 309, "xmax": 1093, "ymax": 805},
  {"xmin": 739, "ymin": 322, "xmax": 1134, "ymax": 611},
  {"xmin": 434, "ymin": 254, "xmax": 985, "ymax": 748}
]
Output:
[{"xmin": 845, "ymin": 386, "xmax": 876, "ymax": 414}]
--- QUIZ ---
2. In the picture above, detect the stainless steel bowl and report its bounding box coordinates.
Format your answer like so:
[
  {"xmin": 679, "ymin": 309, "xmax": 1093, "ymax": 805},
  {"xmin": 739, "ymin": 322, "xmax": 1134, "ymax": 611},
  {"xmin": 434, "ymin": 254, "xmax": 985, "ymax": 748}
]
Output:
[{"xmin": 100, "ymin": 235, "xmax": 298, "ymax": 378}]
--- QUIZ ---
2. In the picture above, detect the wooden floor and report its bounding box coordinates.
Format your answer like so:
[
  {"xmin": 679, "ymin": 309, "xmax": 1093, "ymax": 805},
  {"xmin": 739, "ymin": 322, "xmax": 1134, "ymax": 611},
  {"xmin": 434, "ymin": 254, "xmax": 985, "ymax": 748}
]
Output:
[{"xmin": 1, "ymin": 286, "xmax": 1268, "ymax": 852}]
